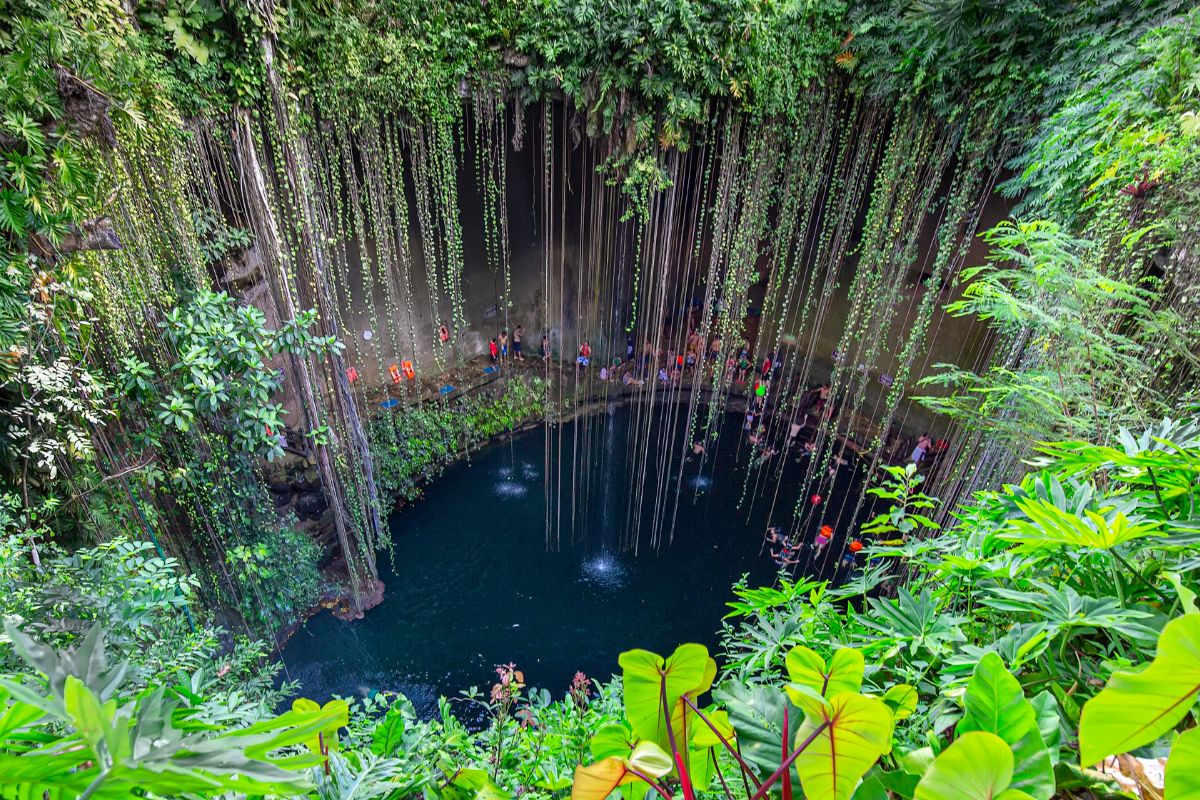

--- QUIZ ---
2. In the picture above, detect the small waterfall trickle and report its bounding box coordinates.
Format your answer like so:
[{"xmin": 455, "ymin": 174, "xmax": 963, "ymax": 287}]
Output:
[{"xmin": 581, "ymin": 406, "xmax": 627, "ymax": 589}]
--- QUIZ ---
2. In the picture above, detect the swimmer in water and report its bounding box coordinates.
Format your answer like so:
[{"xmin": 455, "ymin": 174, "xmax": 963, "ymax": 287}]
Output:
[{"xmin": 774, "ymin": 546, "xmax": 801, "ymax": 566}]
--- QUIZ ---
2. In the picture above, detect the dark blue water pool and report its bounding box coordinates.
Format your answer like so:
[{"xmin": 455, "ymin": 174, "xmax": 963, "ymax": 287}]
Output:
[{"xmin": 280, "ymin": 405, "xmax": 865, "ymax": 713}]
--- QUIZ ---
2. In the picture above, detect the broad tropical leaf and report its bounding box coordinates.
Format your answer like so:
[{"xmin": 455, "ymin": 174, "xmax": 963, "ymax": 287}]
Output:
[
  {"xmin": 915, "ymin": 732, "xmax": 1037, "ymax": 800},
  {"xmin": 785, "ymin": 647, "xmax": 864, "ymax": 702},
  {"xmin": 1079, "ymin": 615, "xmax": 1200, "ymax": 766},
  {"xmin": 572, "ymin": 743, "xmax": 671, "ymax": 800},
  {"xmin": 619, "ymin": 645, "xmax": 710, "ymax": 752},
  {"xmin": 793, "ymin": 693, "xmax": 892, "ymax": 800},
  {"xmin": 956, "ymin": 653, "xmax": 1053, "ymax": 800},
  {"xmin": 716, "ymin": 683, "xmax": 802, "ymax": 788},
  {"xmin": 290, "ymin": 698, "xmax": 349, "ymax": 755},
  {"xmin": 1165, "ymin": 727, "xmax": 1200, "ymax": 800}
]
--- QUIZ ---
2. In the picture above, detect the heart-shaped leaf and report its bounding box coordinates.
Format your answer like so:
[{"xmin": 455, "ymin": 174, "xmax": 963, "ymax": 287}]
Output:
[
  {"xmin": 620, "ymin": 645, "xmax": 710, "ymax": 752},
  {"xmin": 794, "ymin": 693, "xmax": 892, "ymax": 800},
  {"xmin": 915, "ymin": 731, "xmax": 1036, "ymax": 800},
  {"xmin": 786, "ymin": 647, "xmax": 864, "ymax": 702}
]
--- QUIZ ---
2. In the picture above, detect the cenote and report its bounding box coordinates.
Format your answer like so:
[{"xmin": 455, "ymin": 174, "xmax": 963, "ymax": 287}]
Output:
[{"xmin": 281, "ymin": 404, "xmax": 868, "ymax": 714}]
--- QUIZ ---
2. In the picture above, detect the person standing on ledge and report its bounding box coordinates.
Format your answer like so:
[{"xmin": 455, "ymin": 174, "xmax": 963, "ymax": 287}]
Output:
[
  {"xmin": 513, "ymin": 325, "xmax": 524, "ymax": 361},
  {"xmin": 498, "ymin": 329, "xmax": 509, "ymax": 365},
  {"xmin": 541, "ymin": 334, "xmax": 552, "ymax": 363},
  {"xmin": 911, "ymin": 433, "xmax": 932, "ymax": 464},
  {"xmin": 489, "ymin": 337, "xmax": 499, "ymax": 365}
]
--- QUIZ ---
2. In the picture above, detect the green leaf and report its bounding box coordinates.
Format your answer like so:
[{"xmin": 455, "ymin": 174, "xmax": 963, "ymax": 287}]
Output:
[
  {"xmin": 1000, "ymin": 497, "xmax": 1161, "ymax": 550},
  {"xmin": 883, "ymin": 685, "xmax": 919, "ymax": 721},
  {"xmin": 794, "ymin": 693, "xmax": 893, "ymax": 800},
  {"xmin": 591, "ymin": 724, "xmax": 637, "ymax": 760},
  {"xmin": 1165, "ymin": 727, "xmax": 1200, "ymax": 800},
  {"xmin": 786, "ymin": 647, "xmax": 865, "ymax": 705},
  {"xmin": 957, "ymin": 653, "xmax": 1036, "ymax": 743},
  {"xmin": 619, "ymin": 645, "xmax": 710, "ymax": 751},
  {"xmin": 370, "ymin": 696, "xmax": 412, "ymax": 757},
  {"xmin": 850, "ymin": 771, "xmax": 890, "ymax": 800},
  {"xmin": 289, "ymin": 698, "xmax": 348, "ymax": 755},
  {"xmin": 63, "ymin": 676, "xmax": 107, "ymax": 750},
  {"xmin": 716, "ymin": 683, "xmax": 802, "ymax": 788},
  {"xmin": 669, "ymin": 654, "xmax": 718, "ymax": 776},
  {"xmin": 1166, "ymin": 572, "xmax": 1199, "ymax": 614},
  {"xmin": 956, "ymin": 653, "xmax": 1053, "ymax": 800},
  {"xmin": 442, "ymin": 768, "xmax": 512, "ymax": 800},
  {"xmin": 915, "ymin": 732, "xmax": 1036, "ymax": 800},
  {"xmin": 1079, "ymin": 615, "xmax": 1200, "ymax": 766},
  {"xmin": 628, "ymin": 741, "xmax": 673, "ymax": 778},
  {"xmin": 0, "ymin": 695, "xmax": 45, "ymax": 741}
]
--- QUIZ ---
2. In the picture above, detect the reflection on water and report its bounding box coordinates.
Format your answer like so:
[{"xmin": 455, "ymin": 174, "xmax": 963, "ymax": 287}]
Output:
[
  {"xmin": 689, "ymin": 474, "xmax": 713, "ymax": 493},
  {"xmin": 494, "ymin": 480, "xmax": 528, "ymax": 498}
]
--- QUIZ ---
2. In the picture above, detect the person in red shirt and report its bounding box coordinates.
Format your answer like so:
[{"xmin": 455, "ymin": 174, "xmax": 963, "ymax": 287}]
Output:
[{"xmin": 489, "ymin": 338, "xmax": 499, "ymax": 364}]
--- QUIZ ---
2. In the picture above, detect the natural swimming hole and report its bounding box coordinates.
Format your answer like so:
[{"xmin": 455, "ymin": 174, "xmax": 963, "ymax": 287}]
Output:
[{"xmin": 280, "ymin": 405, "xmax": 867, "ymax": 715}]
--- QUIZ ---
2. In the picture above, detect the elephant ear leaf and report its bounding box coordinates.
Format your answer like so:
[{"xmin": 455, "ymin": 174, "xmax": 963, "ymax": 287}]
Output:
[
  {"xmin": 915, "ymin": 731, "xmax": 1037, "ymax": 800},
  {"xmin": 670, "ymin": 656, "xmax": 718, "ymax": 775},
  {"xmin": 572, "ymin": 742, "xmax": 671, "ymax": 800},
  {"xmin": 1165, "ymin": 727, "xmax": 1200, "ymax": 800},
  {"xmin": 289, "ymin": 698, "xmax": 347, "ymax": 755},
  {"xmin": 620, "ymin": 645, "xmax": 710, "ymax": 751},
  {"xmin": 1079, "ymin": 615, "xmax": 1200, "ymax": 766},
  {"xmin": 591, "ymin": 723, "xmax": 638, "ymax": 760},
  {"xmin": 794, "ymin": 693, "xmax": 892, "ymax": 800},
  {"xmin": 444, "ymin": 768, "xmax": 513, "ymax": 800},
  {"xmin": 786, "ymin": 647, "xmax": 864, "ymax": 702}
]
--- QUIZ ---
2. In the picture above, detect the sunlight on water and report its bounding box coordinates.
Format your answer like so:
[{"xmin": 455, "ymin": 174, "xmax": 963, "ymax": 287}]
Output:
[
  {"xmin": 494, "ymin": 480, "xmax": 528, "ymax": 498},
  {"xmin": 689, "ymin": 474, "xmax": 713, "ymax": 493},
  {"xmin": 495, "ymin": 465, "xmax": 515, "ymax": 479},
  {"xmin": 521, "ymin": 461, "xmax": 540, "ymax": 480},
  {"xmin": 579, "ymin": 551, "xmax": 628, "ymax": 590}
]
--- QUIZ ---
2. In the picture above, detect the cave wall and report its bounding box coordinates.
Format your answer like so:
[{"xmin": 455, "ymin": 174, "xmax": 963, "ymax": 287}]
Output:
[{"xmin": 287, "ymin": 101, "xmax": 1004, "ymax": 439}]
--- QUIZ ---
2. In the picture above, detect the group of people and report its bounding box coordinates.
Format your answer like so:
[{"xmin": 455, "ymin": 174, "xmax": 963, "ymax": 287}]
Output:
[
  {"xmin": 487, "ymin": 326, "xmax": 526, "ymax": 365},
  {"xmin": 766, "ymin": 524, "xmax": 864, "ymax": 570}
]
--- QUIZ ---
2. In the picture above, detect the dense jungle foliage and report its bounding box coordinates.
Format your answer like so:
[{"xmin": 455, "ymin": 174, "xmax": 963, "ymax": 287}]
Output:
[{"xmin": 1, "ymin": 0, "xmax": 1200, "ymax": 798}]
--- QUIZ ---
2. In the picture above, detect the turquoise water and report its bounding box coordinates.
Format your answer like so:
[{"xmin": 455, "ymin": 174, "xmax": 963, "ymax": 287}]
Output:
[{"xmin": 280, "ymin": 406, "xmax": 864, "ymax": 714}]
